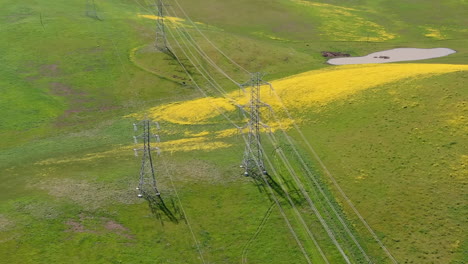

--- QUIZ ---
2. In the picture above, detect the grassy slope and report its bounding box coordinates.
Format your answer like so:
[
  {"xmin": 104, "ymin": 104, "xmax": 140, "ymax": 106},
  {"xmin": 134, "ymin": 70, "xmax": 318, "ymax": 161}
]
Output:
[
  {"xmin": 0, "ymin": 0, "xmax": 467, "ymax": 263},
  {"xmin": 297, "ymin": 71, "xmax": 467, "ymax": 263}
]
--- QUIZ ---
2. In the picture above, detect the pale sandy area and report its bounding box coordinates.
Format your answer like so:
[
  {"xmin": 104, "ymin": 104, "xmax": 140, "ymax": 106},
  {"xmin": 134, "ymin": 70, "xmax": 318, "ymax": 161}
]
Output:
[{"xmin": 327, "ymin": 48, "xmax": 456, "ymax": 65}]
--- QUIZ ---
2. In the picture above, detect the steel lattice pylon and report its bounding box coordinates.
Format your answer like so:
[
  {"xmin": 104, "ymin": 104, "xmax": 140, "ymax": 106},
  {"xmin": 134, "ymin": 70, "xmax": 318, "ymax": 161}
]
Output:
[
  {"xmin": 240, "ymin": 73, "xmax": 272, "ymax": 177},
  {"xmin": 155, "ymin": 0, "xmax": 168, "ymax": 52},
  {"xmin": 133, "ymin": 120, "xmax": 161, "ymax": 198},
  {"xmin": 86, "ymin": 0, "xmax": 101, "ymax": 20}
]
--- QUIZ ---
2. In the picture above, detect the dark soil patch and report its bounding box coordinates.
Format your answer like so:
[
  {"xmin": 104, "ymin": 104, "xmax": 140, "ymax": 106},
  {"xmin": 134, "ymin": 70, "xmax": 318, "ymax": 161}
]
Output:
[
  {"xmin": 65, "ymin": 214, "xmax": 134, "ymax": 239},
  {"xmin": 65, "ymin": 214, "xmax": 95, "ymax": 233},
  {"xmin": 49, "ymin": 82, "xmax": 86, "ymax": 97},
  {"xmin": 321, "ymin": 51, "xmax": 350, "ymax": 58},
  {"xmin": 40, "ymin": 64, "xmax": 60, "ymax": 77},
  {"xmin": 48, "ymin": 82, "xmax": 122, "ymax": 127},
  {"xmin": 104, "ymin": 220, "xmax": 134, "ymax": 239},
  {"xmin": 66, "ymin": 219, "xmax": 88, "ymax": 233}
]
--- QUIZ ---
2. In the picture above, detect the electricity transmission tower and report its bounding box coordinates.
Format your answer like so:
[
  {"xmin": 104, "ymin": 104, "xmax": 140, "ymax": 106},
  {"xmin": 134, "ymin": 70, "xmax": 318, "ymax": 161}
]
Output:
[
  {"xmin": 133, "ymin": 120, "xmax": 161, "ymax": 198},
  {"xmin": 239, "ymin": 73, "xmax": 272, "ymax": 177},
  {"xmin": 155, "ymin": 0, "xmax": 169, "ymax": 52},
  {"xmin": 86, "ymin": 0, "xmax": 101, "ymax": 21}
]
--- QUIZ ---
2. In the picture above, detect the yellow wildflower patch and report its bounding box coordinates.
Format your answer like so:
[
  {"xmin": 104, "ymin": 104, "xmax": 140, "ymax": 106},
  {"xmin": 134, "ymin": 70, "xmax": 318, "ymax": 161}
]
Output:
[
  {"xmin": 424, "ymin": 27, "xmax": 446, "ymax": 40},
  {"xmin": 35, "ymin": 146, "xmax": 133, "ymax": 165},
  {"xmin": 147, "ymin": 97, "xmax": 236, "ymax": 125},
  {"xmin": 138, "ymin": 14, "xmax": 185, "ymax": 25},
  {"xmin": 449, "ymin": 155, "xmax": 468, "ymax": 180},
  {"xmin": 161, "ymin": 137, "xmax": 231, "ymax": 153},
  {"xmin": 184, "ymin": 131, "xmax": 210, "ymax": 137},
  {"xmin": 290, "ymin": 0, "xmax": 396, "ymax": 41},
  {"xmin": 129, "ymin": 64, "xmax": 468, "ymax": 138},
  {"xmin": 137, "ymin": 14, "xmax": 215, "ymax": 30},
  {"xmin": 216, "ymin": 128, "xmax": 240, "ymax": 138},
  {"xmin": 253, "ymin": 31, "xmax": 289, "ymax": 41},
  {"xmin": 291, "ymin": 0, "xmax": 359, "ymax": 11},
  {"xmin": 270, "ymin": 64, "xmax": 468, "ymax": 109},
  {"xmin": 446, "ymin": 115, "xmax": 467, "ymax": 132},
  {"xmin": 36, "ymin": 137, "xmax": 232, "ymax": 165}
]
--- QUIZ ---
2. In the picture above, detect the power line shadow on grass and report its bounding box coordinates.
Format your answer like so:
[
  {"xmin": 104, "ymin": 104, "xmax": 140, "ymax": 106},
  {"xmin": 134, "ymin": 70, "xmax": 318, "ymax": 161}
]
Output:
[
  {"xmin": 252, "ymin": 173, "xmax": 303, "ymax": 206},
  {"xmin": 142, "ymin": 192, "xmax": 181, "ymax": 225}
]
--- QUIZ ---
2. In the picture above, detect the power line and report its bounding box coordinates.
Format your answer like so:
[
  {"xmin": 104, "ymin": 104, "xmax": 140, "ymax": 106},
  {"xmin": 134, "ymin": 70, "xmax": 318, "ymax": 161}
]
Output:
[
  {"xmin": 160, "ymin": 13, "xmax": 316, "ymax": 262},
  {"xmin": 160, "ymin": 157, "xmax": 207, "ymax": 264},
  {"xmin": 170, "ymin": 0, "xmax": 250, "ymax": 74},
  {"xmin": 136, "ymin": 1, "xmax": 394, "ymax": 262},
  {"xmin": 166, "ymin": 4, "xmax": 396, "ymax": 259},
  {"xmin": 268, "ymin": 87, "xmax": 398, "ymax": 263},
  {"xmin": 163, "ymin": 13, "xmax": 357, "ymax": 259},
  {"xmin": 166, "ymin": 4, "xmax": 244, "ymax": 85},
  {"xmin": 162, "ymin": 7, "xmax": 353, "ymax": 262}
]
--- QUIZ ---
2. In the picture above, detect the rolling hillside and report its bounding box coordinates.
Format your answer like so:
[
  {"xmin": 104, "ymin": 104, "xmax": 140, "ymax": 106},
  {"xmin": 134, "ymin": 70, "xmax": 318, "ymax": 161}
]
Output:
[{"xmin": 0, "ymin": 0, "xmax": 467, "ymax": 263}]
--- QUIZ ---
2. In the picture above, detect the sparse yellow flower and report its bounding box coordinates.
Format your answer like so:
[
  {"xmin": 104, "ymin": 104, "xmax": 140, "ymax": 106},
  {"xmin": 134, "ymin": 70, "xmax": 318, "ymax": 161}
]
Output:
[
  {"xmin": 423, "ymin": 27, "xmax": 446, "ymax": 40},
  {"xmin": 290, "ymin": 0, "xmax": 396, "ymax": 41}
]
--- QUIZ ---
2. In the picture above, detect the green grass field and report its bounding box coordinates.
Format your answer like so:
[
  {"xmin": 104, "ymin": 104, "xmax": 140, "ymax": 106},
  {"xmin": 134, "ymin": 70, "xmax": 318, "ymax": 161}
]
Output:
[{"xmin": 0, "ymin": 0, "xmax": 467, "ymax": 263}]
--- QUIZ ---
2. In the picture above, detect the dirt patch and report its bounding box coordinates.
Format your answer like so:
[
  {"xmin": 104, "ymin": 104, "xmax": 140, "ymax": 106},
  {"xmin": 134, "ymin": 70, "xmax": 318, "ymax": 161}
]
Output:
[
  {"xmin": 40, "ymin": 64, "xmax": 61, "ymax": 77},
  {"xmin": 48, "ymin": 82, "xmax": 121, "ymax": 127},
  {"xmin": 0, "ymin": 214, "xmax": 13, "ymax": 231},
  {"xmin": 49, "ymin": 82, "xmax": 88, "ymax": 98},
  {"xmin": 65, "ymin": 214, "xmax": 133, "ymax": 239},
  {"xmin": 66, "ymin": 220, "xmax": 89, "ymax": 233},
  {"xmin": 65, "ymin": 213, "xmax": 95, "ymax": 234},
  {"xmin": 321, "ymin": 51, "xmax": 350, "ymax": 58},
  {"xmin": 169, "ymin": 159, "xmax": 238, "ymax": 184},
  {"xmin": 34, "ymin": 178, "xmax": 139, "ymax": 210},
  {"xmin": 66, "ymin": 47, "xmax": 104, "ymax": 56},
  {"xmin": 104, "ymin": 220, "xmax": 134, "ymax": 239},
  {"xmin": 104, "ymin": 220, "xmax": 127, "ymax": 231},
  {"xmin": 50, "ymin": 82, "xmax": 75, "ymax": 96}
]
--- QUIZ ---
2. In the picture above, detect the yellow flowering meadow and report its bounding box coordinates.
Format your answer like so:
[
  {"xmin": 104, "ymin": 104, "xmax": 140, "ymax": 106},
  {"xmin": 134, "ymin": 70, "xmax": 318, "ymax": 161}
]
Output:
[
  {"xmin": 138, "ymin": 14, "xmax": 185, "ymax": 26},
  {"xmin": 36, "ymin": 137, "xmax": 232, "ymax": 165},
  {"xmin": 160, "ymin": 137, "xmax": 231, "ymax": 153},
  {"xmin": 290, "ymin": 0, "xmax": 396, "ymax": 41},
  {"xmin": 140, "ymin": 63, "xmax": 468, "ymax": 128},
  {"xmin": 424, "ymin": 27, "xmax": 446, "ymax": 40},
  {"xmin": 270, "ymin": 64, "xmax": 468, "ymax": 109},
  {"xmin": 253, "ymin": 31, "xmax": 289, "ymax": 41},
  {"xmin": 147, "ymin": 97, "xmax": 236, "ymax": 125},
  {"xmin": 449, "ymin": 155, "xmax": 468, "ymax": 180},
  {"xmin": 137, "ymin": 14, "xmax": 215, "ymax": 30}
]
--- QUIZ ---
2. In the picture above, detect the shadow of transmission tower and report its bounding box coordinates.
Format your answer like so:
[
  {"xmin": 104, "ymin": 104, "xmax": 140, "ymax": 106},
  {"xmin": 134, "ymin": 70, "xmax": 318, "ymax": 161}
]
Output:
[{"xmin": 143, "ymin": 193, "xmax": 181, "ymax": 224}]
